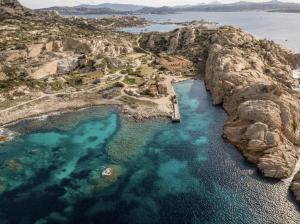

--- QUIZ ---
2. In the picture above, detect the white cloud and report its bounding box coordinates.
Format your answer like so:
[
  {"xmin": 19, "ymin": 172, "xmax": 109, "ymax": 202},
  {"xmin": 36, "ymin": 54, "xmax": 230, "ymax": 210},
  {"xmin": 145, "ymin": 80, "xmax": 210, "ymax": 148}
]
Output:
[{"xmin": 19, "ymin": 0, "xmax": 300, "ymax": 9}]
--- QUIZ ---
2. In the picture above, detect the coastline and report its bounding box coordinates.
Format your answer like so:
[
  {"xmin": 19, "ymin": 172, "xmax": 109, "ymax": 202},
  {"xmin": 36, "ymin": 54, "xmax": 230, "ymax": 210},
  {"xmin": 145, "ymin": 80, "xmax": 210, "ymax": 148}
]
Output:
[
  {"xmin": 1, "ymin": 102, "xmax": 120, "ymax": 128},
  {"xmin": 1, "ymin": 79, "xmax": 300, "ymax": 223},
  {"xmin": 0, "ymin": 76, "xmax": 189, "ymax": 128},
  {"xmin": 0, "ymin": 96, "xmax": 171, "ymax": 128},
  {"xmin": 1, "ymin": 0, "xmax": 300, "ymax": 220},
  {"xmin": 0, "ymin": 87, "xmax": 183, "ymax": 129}
]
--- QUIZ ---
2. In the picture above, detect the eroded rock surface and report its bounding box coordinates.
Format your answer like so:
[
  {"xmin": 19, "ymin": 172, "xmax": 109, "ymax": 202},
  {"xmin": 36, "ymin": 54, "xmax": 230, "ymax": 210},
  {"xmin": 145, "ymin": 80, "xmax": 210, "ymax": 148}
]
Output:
[
  {"xmin": 142, "ymin": 26, "xmax": 300, "ymax": 196},
  {"xmin": 204, "ymin": 27, "xmax": 300, "ymax": 179}
]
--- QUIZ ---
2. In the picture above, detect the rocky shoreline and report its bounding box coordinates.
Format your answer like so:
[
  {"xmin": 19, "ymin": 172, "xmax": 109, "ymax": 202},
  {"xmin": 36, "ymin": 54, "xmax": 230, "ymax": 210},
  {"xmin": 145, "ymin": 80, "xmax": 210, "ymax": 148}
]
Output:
[
  {"xmin": 2, "ymin": 0, "xmax": 300, "ymax": 206},
  {"xmin": 0, "ymin": 0, "xmax": 180, "ymax": 140},
  {"xmin": 0, "ymin": 92, "xmax": 172, "ymax": 142},
  {"xmin": 0, "ymin": 127, "xmax": 16, "ymax": 142},
  {"xmin": 0, "ymin": 93, "xmax": 171, "ymax": 125},
  {"xmin": 141, "ymin": 25, "xmax": 300, "ymax": 203}
]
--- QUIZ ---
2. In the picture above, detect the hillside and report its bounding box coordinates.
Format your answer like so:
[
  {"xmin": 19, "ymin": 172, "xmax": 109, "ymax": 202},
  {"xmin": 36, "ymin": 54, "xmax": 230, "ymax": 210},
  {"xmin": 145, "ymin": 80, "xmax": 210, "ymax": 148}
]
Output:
[
  {"xmin": 182, "ymin": 0, "xmax": 300, "ymax": 12},
  {"xmin": 36, "ymin": 6, "xmax": 121, "ymax": 15},
  {"xmin": 38, "ymin": 1, "xmax": 300, "ymax": 15},
  {"xmin": 0, "ymin": 0, "xmax": 33, "ymax": 18},
  {"xmin": 77, "ymin": 3, "xmax": 146, "ymax": 11}
]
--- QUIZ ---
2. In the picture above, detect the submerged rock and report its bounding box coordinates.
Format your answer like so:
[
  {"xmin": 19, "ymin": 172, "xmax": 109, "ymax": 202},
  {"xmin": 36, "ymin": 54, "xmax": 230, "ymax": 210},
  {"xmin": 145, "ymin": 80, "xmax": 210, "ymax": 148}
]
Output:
[
  {"xmin": 3, "ymin": 159, "xmax": 23, "ymax": 172},
  {"xmin": 0, "ymin": 128, "xmax": 17, "ymax": 143},
  {"xmin": 0, "ymin": 136, "xmax": 8, "ymax": 142},
  {"xmin": 102, "ymin": 167, "xmax": 113, "ymax": 176},
  {"xmin": 0, "ymin": 178, "xmax": 7, "ymax": 194},
  {"xmin": 94, "ymin": 165, "xmax": 122, "ymax": 188},
  {"xmin": 62, "ymin": 164, "xmax": 123, "ymax": 203}
]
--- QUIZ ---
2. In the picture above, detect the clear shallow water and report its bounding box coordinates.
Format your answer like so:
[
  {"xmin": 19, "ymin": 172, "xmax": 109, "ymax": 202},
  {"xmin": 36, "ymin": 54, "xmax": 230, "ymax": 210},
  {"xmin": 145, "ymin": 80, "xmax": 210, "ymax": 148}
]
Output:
[
  {"xmin": 0, "ymin": 80, "xmax": 299, "ymax": 223},
  {"xmin": 116, "ymin": 11, "xmax": 300, "ymax": 52}
]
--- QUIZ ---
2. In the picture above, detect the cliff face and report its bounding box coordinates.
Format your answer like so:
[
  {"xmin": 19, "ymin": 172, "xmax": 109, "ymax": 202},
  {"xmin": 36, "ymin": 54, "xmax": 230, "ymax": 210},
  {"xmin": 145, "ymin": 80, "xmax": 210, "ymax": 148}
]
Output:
[
  {"xmin": 0, "ymin": 0, "xmax": 32, "ymax": 19},
  {"xmin": 142, "ymin": 26, "xmax": 300, "ymax": 200},
  {"xmin": 141, "ymin": 25, "xmax": 208, "ymax": 58},
  {"xmin": 205, "ymin": 27, "xmax": 300, "ymax": 179}
]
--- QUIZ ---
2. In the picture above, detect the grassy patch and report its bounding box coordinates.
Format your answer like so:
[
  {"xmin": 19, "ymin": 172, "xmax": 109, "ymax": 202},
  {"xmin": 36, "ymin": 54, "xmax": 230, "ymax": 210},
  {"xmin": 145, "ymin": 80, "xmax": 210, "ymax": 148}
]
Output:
[
  {"xmin": 139, "ymin": 63, "xmax": 155, "ymax": 77},
  {"xmin": 124, "ymin": 76, "xmax": 136, "ymax": 85}
]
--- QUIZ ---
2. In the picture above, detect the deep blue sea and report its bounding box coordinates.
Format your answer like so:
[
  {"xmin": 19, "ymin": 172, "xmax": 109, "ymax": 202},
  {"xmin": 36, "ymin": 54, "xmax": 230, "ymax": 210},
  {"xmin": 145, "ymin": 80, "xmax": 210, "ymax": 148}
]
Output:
[{"xmin": 0, "ymin": 80, "xmax": 299, "ymax": 223}]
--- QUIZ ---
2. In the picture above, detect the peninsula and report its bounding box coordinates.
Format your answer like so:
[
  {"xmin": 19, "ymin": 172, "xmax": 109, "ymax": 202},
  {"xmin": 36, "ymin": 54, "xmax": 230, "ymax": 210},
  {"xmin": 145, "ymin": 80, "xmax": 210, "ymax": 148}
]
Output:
[{"xmin": 1, "ymin": 0, "xmax": 300, "ymax": 206}]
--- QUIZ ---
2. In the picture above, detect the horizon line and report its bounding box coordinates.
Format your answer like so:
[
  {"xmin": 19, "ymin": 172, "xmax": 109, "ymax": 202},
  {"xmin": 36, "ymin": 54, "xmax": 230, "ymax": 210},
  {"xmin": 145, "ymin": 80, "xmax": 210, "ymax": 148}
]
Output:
[{"xmin": 19, "ymin": 0, "xmax": 300, "ymax": 10}]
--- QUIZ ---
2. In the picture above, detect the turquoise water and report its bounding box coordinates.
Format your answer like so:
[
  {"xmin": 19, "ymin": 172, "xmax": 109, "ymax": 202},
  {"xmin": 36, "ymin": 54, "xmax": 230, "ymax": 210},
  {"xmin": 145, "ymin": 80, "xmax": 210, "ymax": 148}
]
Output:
[{"xmin": 0, "ymin": 80, "xmax": 299, "ymax": 223}]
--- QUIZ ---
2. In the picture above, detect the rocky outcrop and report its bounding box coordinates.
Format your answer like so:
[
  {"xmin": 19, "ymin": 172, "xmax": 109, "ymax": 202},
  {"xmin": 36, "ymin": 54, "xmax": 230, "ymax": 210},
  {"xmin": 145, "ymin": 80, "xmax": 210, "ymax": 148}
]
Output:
[
  {"xmin": 1, "ymin": 37, "xmax": 134, "ymax": 79},
  {"xmin": 142, "ymin": 26, "xmax": 300, "ymax": 186},
  {"xmin": 0, "ymin": 0, "xmax": 138, "ymax": 81},
  {"xmin": 204, "ymin": 27, "xmax": 300, "ymax": 179},
  {"xmin": 0, "ymin": 0, "xmax": 33, "ymax": 19},
  {"xmin": 141, "ymin": 26, "xmax": 199, "ymax": 55},
  {"xmin": 27, "ymin": 44, "xmax": 44, "ymax": 58},
  {"xmin": 62, "ymin": 38, "xmax": 133, "ymax": 57}
]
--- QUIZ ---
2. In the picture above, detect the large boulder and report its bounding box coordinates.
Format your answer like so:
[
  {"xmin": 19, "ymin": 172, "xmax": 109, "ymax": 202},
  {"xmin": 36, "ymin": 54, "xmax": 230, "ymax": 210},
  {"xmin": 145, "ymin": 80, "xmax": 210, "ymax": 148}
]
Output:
[
  {"xmin": 45, "ymin": 41, "xmax": 63, "ymax": 52},
  {"xmin": 237, "ymin": 100, "xmax": 282, "ymax": 130},
  {"xmin": 57, "ymin": 56, "xmax": 79, "ymax": 74}
]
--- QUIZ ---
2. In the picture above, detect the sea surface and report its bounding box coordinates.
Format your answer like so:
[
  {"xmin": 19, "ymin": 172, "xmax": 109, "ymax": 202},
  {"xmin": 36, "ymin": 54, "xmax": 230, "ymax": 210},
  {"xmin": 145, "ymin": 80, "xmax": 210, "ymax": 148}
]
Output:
[{"xmin": 0, "ymin": 80, "xmax": 299, "ymax": 223}]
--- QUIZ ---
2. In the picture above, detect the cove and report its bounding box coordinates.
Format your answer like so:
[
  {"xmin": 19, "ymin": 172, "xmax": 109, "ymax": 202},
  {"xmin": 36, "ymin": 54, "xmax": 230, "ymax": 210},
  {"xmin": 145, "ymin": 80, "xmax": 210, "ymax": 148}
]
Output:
[{"xmin": 0, "ymin": 80, "xmax": 299, "ymax": 224}]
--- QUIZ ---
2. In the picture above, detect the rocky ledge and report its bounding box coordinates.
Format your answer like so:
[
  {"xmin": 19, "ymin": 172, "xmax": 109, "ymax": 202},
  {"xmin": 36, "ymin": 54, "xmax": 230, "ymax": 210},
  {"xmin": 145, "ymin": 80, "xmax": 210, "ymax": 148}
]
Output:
[
  {"xmin": 205, "ymin": 28, "xmax": 300, "ymax": 180},
  {"xmin": 141, "ymin": 25, "xmax": 300, "ymax": 201}
]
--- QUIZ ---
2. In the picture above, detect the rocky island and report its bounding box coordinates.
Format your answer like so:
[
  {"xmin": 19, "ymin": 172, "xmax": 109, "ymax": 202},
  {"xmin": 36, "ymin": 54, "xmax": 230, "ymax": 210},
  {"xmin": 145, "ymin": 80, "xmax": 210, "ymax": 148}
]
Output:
[{"xmin": 1, "ymin": 0, "xmax": 300, "ymax": 207}]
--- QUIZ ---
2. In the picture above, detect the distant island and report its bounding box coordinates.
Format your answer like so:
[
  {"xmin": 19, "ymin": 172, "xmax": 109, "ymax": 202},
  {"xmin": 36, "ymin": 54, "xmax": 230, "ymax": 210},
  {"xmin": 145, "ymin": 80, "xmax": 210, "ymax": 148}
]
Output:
[{"xmin": 36, "ymin": 0, "xmax": 300, "ymax": 15}]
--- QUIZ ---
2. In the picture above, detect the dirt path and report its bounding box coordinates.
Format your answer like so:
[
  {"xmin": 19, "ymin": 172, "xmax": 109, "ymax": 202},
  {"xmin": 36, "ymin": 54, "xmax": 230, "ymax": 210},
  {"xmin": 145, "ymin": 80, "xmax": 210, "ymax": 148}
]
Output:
[{"xmin": 0, "ymin": 84, "xmax": 106, "ymax": 114}]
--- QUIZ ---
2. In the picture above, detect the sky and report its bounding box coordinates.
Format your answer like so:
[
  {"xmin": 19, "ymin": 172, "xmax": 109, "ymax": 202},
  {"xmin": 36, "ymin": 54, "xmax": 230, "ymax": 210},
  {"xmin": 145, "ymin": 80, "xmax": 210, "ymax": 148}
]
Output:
[{"xmin": 19, "ymin": 0, "xmax": 300, "ymax": 9}]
